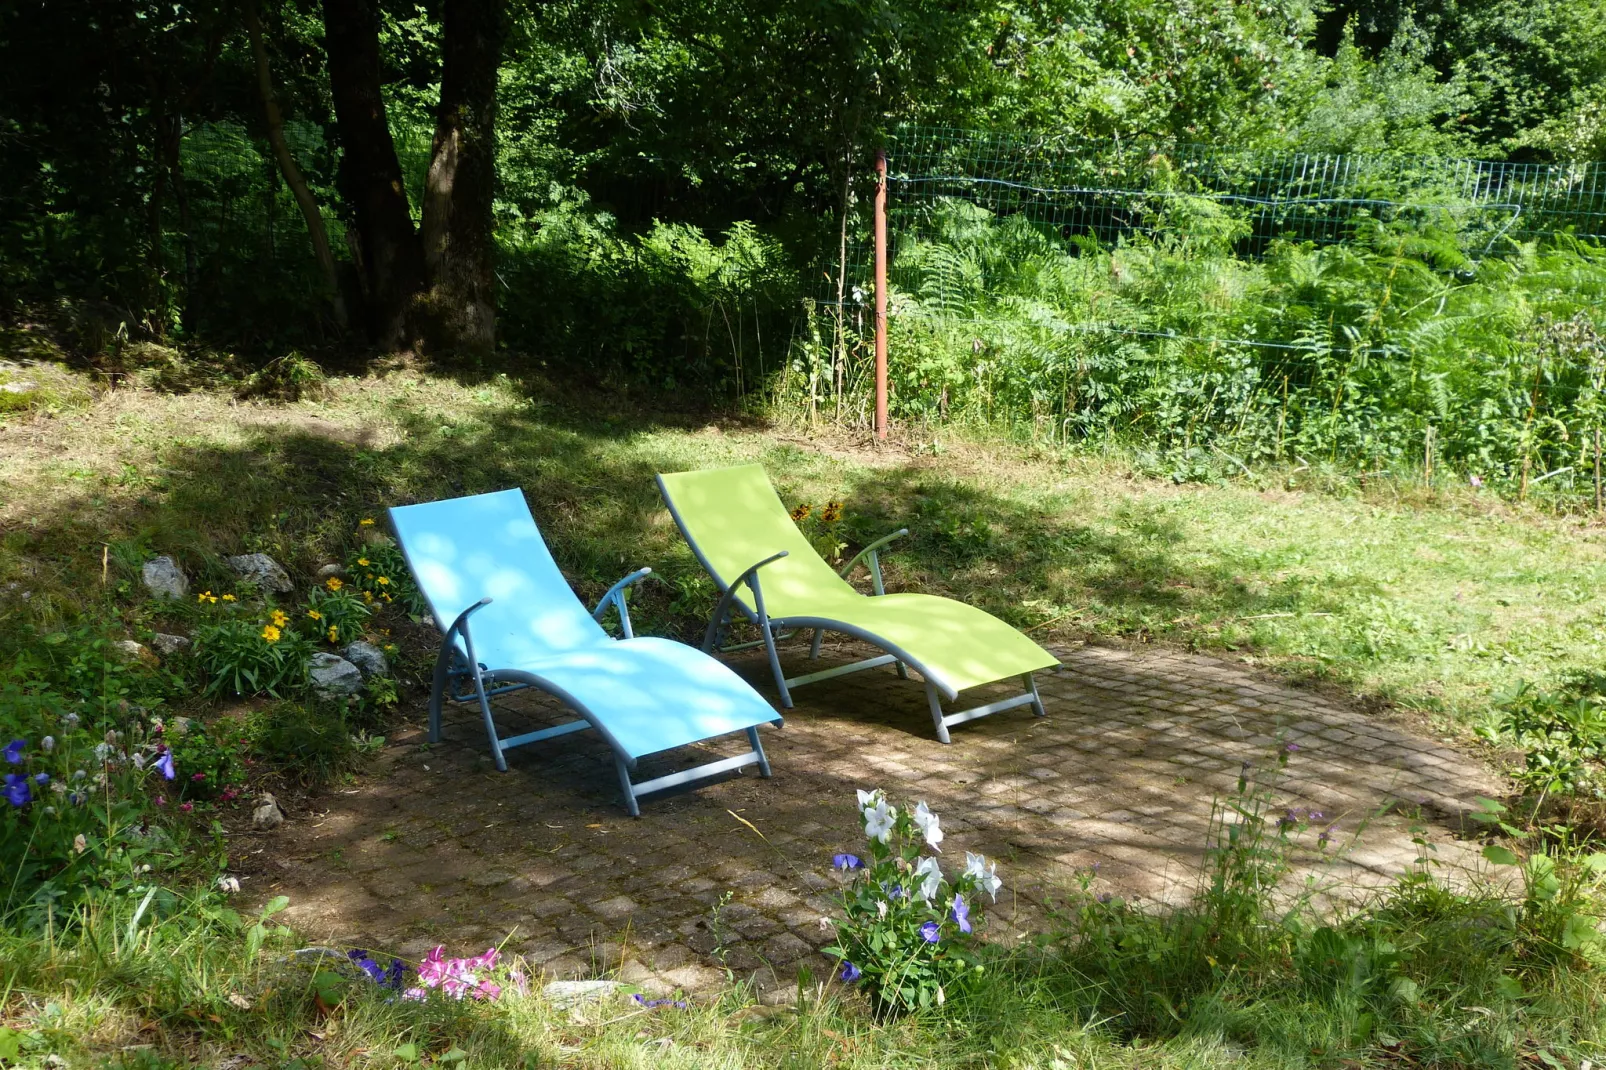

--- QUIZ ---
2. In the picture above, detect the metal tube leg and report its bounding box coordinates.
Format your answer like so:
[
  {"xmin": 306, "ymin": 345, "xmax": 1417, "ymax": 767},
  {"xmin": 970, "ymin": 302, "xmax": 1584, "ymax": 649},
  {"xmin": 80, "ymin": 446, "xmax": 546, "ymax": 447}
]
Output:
[
  {"xmin": 761, "ymin": 617, "xmax": 793, "ymax": 709},
  {"xmin": 471, "ymin": 671, "xmax": 507, "ymax": 772},
  {"xmin": 428, "ymin": 642, "xmax": 455, "ymax": 743},
  {"xmin": 615, "ymin": 756, "xmax": 641, "ymax": 818},
  {"xmin": 925, "ymin": 683, "xmax": 952, "ymax": 744},
  {"xmin": 809, "ymin": 629, "xmax": 823, "ymax": 660},
  {"xmin": 1024, "ymin": 673, "xmax": 1047, "ymax": 718},
  {"xmin": 747, "ymin": 727, "xmax": 772, "ymax": 778},
  {"xmin": 896, "ymin": 660, "xmax": 910, "ymax": 680},
  {"xmin": 701, "ymin": 603, "xmax": 729, "ymax": 654}
]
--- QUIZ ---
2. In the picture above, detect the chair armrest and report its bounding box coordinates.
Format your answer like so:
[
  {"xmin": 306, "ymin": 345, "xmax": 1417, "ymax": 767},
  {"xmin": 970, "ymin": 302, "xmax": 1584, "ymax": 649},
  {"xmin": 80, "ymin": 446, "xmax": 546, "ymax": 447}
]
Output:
[
  {"xmin": 592, "ymin": 567, "xmax": 653, "ymax": 639},
  {"xmin": 702, "ymin": 551, "xmax": 789, "ymax": 651},
  {"xmin": 838, "ymin": 528, "xmax": 908, "ymax": 595}
]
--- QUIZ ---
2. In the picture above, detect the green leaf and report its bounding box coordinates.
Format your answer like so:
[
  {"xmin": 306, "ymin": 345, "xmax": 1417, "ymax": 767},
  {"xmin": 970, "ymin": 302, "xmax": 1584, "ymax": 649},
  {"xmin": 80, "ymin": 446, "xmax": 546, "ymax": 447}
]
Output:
[
  {"xmin": 0, "ymin": 1027, "xmax": 21, "ymax": 1062},
  {"xmin": 1482, "ymin": 844, "xmax": 1520, "ymax": 866},
  {"xmin": 260, "ymin": 895, "xmax": 290, "ymax": 919},
  {"xmin": 1494, "ymin": 975, "xmax": 1526, "ymax": 999},
  {"xmin": 1580, "ymin": 852, "xmax": 1606, "ymax": 873},
  {"xmin": 1561, "ymin": 912, "xmax": 1600, "ymax": 949},
  {"xmin": 440, "ymin": 1048, "xmax": 468, "ymax": 1063},
  {"xmin": 1389, "ymin": 977, "xmax": 1420, "ymax": 1002},
  {"xmin": 394, "ymin": 1043, "xmax": 419, "ymax": 1063}
]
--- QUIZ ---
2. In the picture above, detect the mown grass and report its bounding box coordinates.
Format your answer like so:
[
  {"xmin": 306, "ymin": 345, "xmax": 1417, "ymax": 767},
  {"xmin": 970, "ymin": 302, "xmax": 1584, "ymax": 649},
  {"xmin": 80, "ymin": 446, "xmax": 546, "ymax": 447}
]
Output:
[{"xmin": 4, "ymin": 367, "xmax": 1606, "ymax": 736}]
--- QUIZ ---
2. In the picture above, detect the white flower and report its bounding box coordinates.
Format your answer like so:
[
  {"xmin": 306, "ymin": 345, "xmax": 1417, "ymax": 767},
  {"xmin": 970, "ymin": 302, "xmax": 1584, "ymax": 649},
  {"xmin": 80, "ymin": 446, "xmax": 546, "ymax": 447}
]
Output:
[
  {"xmin": 72, "ymin": 834, "xmax": 87, "ymax": 854},
  {"xmin": 217, "ymin": 876, "xmax": 241, "ymax": 894},
  {"xmin": 964, "ymin": 852, "xmax": 1003, "ymax": 902},
  {"xmin": 914, "ymin": 856, "xmax": 944, "ymax": 902},
  {"xmin": 132, "ymin": 752, "xmax": 147, "ymax": 771},
  {"xmin": 818, "ymin": 916, "xmax": 834, "ymax": 930},
  {"xmin": 93, "ymin": 743, "xmax": 114, "ymax": 763},
  {"xmin": 41, "ymin": 735, "xmax": 54, "ymax": 753},
  {"xmin": 864, "ymin": 798, "xmax": 897, "ymax": 842},
  {"xmin": 876, "ymin": 899, "xmax": 888, "ymax": 920},
  {"xmin": 73, "ymin": 769, "xmax": 87, "ymax": 780},
  {"xmin": 50, "ymin": 780, "xmax": 66, "ymax": 796},
  {"xmin": 856, "ymin": 788, "xmax": 879, "ymax": 814},
  {"xmin": 912, "ymin": 801, "xmax": 943, "ymax": 852},
  {"xmin": 62, "ymin": 712, "xmax": 80, "ymax": 729}
]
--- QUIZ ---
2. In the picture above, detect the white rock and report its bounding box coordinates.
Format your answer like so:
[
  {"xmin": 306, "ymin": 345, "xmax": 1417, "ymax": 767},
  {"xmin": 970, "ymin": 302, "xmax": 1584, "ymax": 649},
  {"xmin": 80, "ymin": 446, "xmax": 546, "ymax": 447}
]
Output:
[
  {"xmin": 112, "ymin": 639, "xmax": 160, "ymax": 668},
  {"xmin": 226, "ymin": 553, "xmax": 294, "ymax": 593},
  {"xmin": 542, "ymin": 980, "xmax": 622, "ymax": 1009},
  {"xmin": 1, "ymin": 380, "xmax": 39, "ymax": 394},
  {"xmin": 253, "ymin": 793, "xmax": 284, "ymax": 830},
  {"xmin": 308, "ymin": 652, "xmax": 363, "ymax": 699},
  {"xmin": 150, "ymin": 633, "xmax": 191, "ymax": 655},
  {"xmin": 315, "ymin": 563, "xmax": 346, "ymax": 581},
  {"xmin": 342, "ymin": 641, "xmax": 389, "ymax": 678},
  {"xmin": 141, "ymin": 556, "xmax": 188, "ymax": 601}
]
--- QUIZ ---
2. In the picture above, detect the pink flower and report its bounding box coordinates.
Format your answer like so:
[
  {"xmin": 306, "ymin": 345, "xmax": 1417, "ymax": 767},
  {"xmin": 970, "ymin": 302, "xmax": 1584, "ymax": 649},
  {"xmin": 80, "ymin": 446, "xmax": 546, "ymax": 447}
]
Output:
[
  {"xmin": 155, "ymin": 796, "xmax": 166, "ymax": 806},
  {"xmin": 179, "ymin": 802, "xmax": 194, "ymax": 813}
]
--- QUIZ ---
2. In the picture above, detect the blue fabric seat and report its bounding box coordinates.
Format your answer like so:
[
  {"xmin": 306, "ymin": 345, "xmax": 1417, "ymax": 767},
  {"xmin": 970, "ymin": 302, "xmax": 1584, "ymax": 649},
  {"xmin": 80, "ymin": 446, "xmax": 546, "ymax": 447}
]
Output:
[{"xmin": 390, "ymin": 489, "xmax": 782, "ymax": 815}]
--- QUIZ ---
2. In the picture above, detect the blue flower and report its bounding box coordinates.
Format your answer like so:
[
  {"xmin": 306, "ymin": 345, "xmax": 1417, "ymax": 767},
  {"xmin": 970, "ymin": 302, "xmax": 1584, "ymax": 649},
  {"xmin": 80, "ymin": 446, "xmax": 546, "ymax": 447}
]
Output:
[
  {"xmin": 68, "ymin": 791, "xmax": 86, "ymax": 807},
  {"xmin": 951, "ymin": 893, "xmax": 972, "ymax": 935},
  {"xmin": 839, "ymin": 961, "xmax": 862, "ymax": 983},
  {"xmin": 3, "ymin": 739, "xmax": 24, "ymax": 765},
  {"xmin": 348, "ymin": 949, "xmax": 387, "ymax": 984},
  {"xmin": 384, "ymin": 959, "xmax": 408, "ymax": 990},
  {"xmin": 632, "ymin": 994, "xmax": 688, "ymax": 1009},
  {"xmin": 155, "ymin": 751, "xmax": 176, "ymax": 780},
  {"xmin": 919, "ymin": 921, "xmax": 941, "ymax": 944},
  {"xmin": 33, "ymin": 773, "xmax": 49, "ymax": 786},
  {"xmin": 4, "ymin": 773, "xmax": 32, "ymax": 808},
  {"xmin": 832, "ymin": 853, "xmax": 862, "ymax": 871}
]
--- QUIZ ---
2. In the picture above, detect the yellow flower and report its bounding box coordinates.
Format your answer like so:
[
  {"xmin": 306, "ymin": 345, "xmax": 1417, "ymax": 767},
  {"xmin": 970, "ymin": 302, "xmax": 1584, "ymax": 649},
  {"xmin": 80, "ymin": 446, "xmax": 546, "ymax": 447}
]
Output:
[
  {"xmin": 325, "ymin": 577, "xmax": 343, "ymax": 592},
  {"xmin": 790, "ymin": 504, "xmax": 811, "ymax": 522},
  {"xmin": 221, "ymin": 594, "xmax": 236, "ymax": 602},
  {"xmin": 260, "ymin": 625, "xmax": 281, "ymax": 642},
  {"xmin": 361, "ymin": 591, "xmax": 374, "ymax": 603},
  {"xmin": 357, "ymin": 557, "xmax": 370, "ymax": 567},
  {"xmin": 307, "ymin": 609, "xmax": 323, "ymax": 621},
  {"xmin": 327, "ymin": 626, "xmax": 339, "ymax": 642},
  {"xmin": 270, "ymin": 609, "xmax": 289, "ymax": 627},
  {"xmin": 822, "ymin": 500, "xmax": 843, "ymax": 523},
  {"xmin": 197, "ymin": 591, "xmax": 217, "ymax": 604},
  {"xmin": 359, "ymin": 518, "xmax": 375, "ymax": 526},
  {"xmin": 377, "ymin": 576, "xmax": 390, "ymax": 586},
  {"xmin": 382, "ymin": 593, "xmax": 393, "ymax": 603}
]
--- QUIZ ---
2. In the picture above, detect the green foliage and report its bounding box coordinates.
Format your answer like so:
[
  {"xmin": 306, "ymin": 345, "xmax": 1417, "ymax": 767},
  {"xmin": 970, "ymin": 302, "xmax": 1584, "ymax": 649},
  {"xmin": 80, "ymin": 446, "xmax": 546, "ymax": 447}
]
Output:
[
  {"xmin": 1480, "ymin": 678, "xmax": 1606, "ymax": 796},
  {"xmin": 245, "ymin": 702, "xmax": 360, "ymax": 789},
  {"xmin": 822, "ymin": 791, "xmax": 992, "ymax": 1014},
  {"xmin": 343, "ymin": 537, "xmax": 425, "ymax": 618},
  {"xmin": 193, "ymin": 615, "xmax": 315, "ymax": 699},
  {"xmin": 304, "ymin": 584, "xmax": 372, "ymax": 648}
]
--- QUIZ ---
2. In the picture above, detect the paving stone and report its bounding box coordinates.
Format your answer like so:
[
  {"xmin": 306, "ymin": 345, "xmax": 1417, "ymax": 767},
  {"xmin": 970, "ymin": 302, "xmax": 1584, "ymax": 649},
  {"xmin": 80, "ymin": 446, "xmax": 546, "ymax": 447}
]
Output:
[{"xmin": 258, "ymin": 640, "xmax": 1501, "ymax": 987}]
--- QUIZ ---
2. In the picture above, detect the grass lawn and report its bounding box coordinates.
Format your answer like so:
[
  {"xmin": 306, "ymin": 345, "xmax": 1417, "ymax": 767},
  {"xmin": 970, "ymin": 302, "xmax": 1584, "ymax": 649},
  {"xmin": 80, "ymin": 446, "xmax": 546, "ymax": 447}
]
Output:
[
  {"xmin": 5, "ymin": 365, "xmax": 1606, "ymax": 1066},
  {"xmin": 5, "ymin": 366, "xmax": 1604, "ymax": 736}
]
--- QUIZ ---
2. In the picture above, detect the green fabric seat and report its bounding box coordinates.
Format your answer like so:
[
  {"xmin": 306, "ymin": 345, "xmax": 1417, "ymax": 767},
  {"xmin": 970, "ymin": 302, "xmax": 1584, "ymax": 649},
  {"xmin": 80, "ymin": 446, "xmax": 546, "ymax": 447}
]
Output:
[{"xmin": 657, "ymin": 463, "xmax": 1059, "ymax": 741}]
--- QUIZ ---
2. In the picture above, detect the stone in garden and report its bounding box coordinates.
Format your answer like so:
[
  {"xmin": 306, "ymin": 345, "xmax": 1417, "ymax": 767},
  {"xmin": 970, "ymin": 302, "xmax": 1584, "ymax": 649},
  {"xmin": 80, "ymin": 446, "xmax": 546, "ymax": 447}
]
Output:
[
  {"xmin": 359, "ymin": 526, "xmax": 395, "ymax": 549},
  {"xmin": 150, "ymin": 633, "xmax": 191, "ymax": 655},
  {"xmin": 308, "ymin": 652, "xmax": 363, "ymax": 699},
  {"xmin": 112, "ymin": 639, "xmax": 160, "ymax": 668},
  {"xmin": 542, "ymin": 980, "xmax": 623, "ymax": 1008},
  {"xmin": 316, "ymin": 563, "xmax": 346, "ymax": 581},
  {"xmin": 141, "ymin": 556, "xmax": 188, "ymax": 601},
  {"xmin": 226, "ymin": 552, "xmax": 294, "ymax": 593},
  {"xmin": 253, "ymin": 793, "xmax": 285, "ymax": 830},
  {"xmin": 1, "ymin": 380, "xmax": 39, "ymax": 394},
  {"xmin": 342, "ymin": 641, "xmax": 389, "ymax": 678}
]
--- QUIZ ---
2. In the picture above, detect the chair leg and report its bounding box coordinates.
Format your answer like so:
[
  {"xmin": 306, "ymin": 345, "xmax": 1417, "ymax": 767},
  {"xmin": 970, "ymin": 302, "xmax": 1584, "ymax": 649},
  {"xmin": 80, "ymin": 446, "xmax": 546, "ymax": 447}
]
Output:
[
  {"xmin": 925, "ymin": 683, "xmax": 952, "ymax": 745},
  {"xmin": 615, "ymin": 756, "xmax": 641, "ymax": 818},
  {"xmin": 760, "ymin": 615, "xmax": 793, "ymax": 709},
  {"xmin": 1024, "ymin": 673, "xmax": 1047, "ymax": 717},
  {"xmin": 896, "ymin": 660, "xmax": 910, "ymax": 680},
  {"xmin": 470, "ymin": 669, "xmax": 507, "ymax": 772},
  {"xmin": 747, "ymin": 726, "xmax": 772, "ymax": 778},
  {"xmin": 809, "ymin": 628, "xmax": 823, "ymax": 660},
  {"xmin": 428, "ymin": 641, "xmax": 455, "ymax": 743}
]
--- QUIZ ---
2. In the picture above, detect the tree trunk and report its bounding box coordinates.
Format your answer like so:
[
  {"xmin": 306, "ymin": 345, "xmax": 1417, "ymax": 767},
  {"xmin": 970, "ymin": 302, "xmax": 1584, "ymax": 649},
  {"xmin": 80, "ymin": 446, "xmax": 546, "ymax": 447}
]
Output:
[
  {"xmin": 321, "ymin": 0, "xmax": 423, "ymax": 347},
  {"xmin": 246, "ymin": 0, "xmax": 348, "ymax": 330},
  {"xmin": 418, "ymin": 0, "xmax": 506, "ymax": 358}
]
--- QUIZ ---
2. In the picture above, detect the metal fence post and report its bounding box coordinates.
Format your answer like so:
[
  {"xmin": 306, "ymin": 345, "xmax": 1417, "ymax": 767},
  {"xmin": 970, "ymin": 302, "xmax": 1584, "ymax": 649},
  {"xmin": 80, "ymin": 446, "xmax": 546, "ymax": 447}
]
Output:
[{"xmin": 874, "ymin": 148, "xmax": 888, "ymax": 440}]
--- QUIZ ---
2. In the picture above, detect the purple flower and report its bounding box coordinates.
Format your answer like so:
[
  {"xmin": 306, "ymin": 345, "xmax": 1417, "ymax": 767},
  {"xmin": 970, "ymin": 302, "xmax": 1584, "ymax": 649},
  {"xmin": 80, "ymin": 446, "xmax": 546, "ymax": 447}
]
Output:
[
  {"xmin": 632, "ymin": 994, "xmax": 689, "ymax": 1009},
  {"xmin": 4, "ymin": 773, "xmax": 32, "ymax": 808},
  {"xmin": 951, "ymin": 893, "xmax": 972, "ymax": 935},
  {"xmin": 68, "ymin": 791, "xmax": 86, "ymax": 807},
  {"xmin": 348, "ymin": 950, "xmax": 387, "ymax": 984},
  {"xmin": 919, "ymin": 921, "xmax": 941, "ymax": 944},
  {"xmin": 839, "ymin": 961, "xmax": 862, "ymax": 983},
  {"xmin": 1284, "ymin": 743, "xmax": 1300, "ymax": 753},
  {"xmin": 385, "ymin": 959, "xmax": 408, "ymax": 990},
  {"xmin": 832, "ymin": 853, "xmax": 863, "ymax": 871},
  {"xmin": 155, "ymin": 752, "xmax": 176, "ymax": 780},
  {"xmin": 3, "ymin": 739, "xmax": 24, "ymax": 765}
]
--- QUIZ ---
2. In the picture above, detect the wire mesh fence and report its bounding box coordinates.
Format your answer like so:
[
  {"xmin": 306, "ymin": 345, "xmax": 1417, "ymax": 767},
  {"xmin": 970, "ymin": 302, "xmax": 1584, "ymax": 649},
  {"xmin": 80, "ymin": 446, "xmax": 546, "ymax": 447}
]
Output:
[{"xmin": 788, "ymin": 127, "xmax": 1606, "ymax": 504}]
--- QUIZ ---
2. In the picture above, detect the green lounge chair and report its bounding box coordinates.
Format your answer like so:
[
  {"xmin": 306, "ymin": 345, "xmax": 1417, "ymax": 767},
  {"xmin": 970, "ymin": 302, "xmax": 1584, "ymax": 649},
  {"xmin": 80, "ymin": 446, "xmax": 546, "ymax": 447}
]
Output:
[{"xmin": 656, "ymin": 464, "xmax": 1058, "ymax": 742}]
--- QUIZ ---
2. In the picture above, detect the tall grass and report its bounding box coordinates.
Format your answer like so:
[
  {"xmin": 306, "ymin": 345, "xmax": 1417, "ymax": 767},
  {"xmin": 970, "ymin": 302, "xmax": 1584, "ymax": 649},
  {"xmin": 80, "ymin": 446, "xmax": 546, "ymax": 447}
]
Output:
[{"xmin": 781, "ymin": 198, "xmax": 1606, "ymax": 507}]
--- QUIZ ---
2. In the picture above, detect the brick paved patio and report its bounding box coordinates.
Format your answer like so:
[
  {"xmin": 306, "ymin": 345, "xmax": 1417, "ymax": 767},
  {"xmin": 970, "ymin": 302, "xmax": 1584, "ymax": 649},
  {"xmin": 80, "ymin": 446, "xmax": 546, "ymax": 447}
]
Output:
[{"xmin": 251, "ymin": 640, "xmax": 1501, "ymax": 996}]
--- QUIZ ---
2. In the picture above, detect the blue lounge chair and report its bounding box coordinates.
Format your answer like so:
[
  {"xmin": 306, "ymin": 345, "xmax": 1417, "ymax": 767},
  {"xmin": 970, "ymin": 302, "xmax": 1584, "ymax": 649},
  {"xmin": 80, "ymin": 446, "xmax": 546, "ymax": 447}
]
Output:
[{"xmin": 389, "ymin": 489, "xmax": 782, "ymax": 816}]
